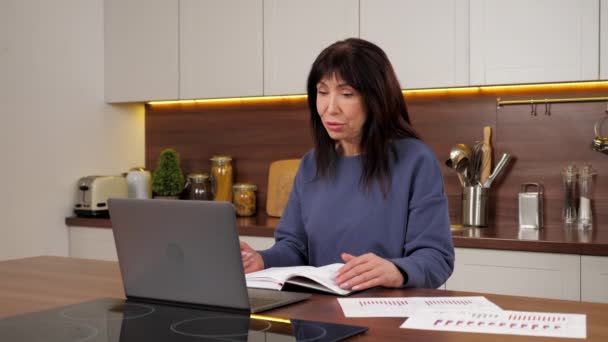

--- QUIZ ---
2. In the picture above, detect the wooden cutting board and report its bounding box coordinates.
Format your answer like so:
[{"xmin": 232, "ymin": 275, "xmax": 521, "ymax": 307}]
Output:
[{"xmin": 266, "ymin": 159, "xmax": 300, "ymax": 217}]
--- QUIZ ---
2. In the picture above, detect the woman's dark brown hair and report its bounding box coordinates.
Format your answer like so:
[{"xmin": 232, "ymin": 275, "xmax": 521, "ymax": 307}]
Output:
[{"xmin": 306, "ymin": 38, "xmax": 419, "ymax": 195}]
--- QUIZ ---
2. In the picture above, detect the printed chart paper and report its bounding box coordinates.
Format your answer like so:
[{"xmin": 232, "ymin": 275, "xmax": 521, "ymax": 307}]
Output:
[
  {"xmin": 337, "ymin": 296, "xmax": 501, "ymax": 317},
  {"xmin": 401, "ymin": 310, "xmax": 587, "ymax": 339}
]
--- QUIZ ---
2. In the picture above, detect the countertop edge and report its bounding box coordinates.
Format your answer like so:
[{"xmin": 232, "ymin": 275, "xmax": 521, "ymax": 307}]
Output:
[{"xmin": 65, "ymin": 217, "xmax": 608, "ymax": 256}]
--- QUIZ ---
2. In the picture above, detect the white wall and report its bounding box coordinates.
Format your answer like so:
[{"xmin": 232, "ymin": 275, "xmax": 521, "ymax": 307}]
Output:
[{"xmin": 0, "ymin": 0, "xmax": 144, "ymax": 260}]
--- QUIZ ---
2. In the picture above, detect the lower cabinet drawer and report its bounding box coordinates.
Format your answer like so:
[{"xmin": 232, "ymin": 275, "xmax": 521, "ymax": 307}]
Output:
[
  {"xmin": 581, "ymin": 255, "xmax": 608, "ymax": 303},
  {"xmin": 446, "ymin": 248, "xmax": 580, "ymax": 301}
]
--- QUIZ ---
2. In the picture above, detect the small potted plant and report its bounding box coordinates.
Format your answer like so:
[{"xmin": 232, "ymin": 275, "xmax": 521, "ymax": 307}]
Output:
[{"xmin": 151, "ymin": 148, "xmax": 185, "ymax": 199}]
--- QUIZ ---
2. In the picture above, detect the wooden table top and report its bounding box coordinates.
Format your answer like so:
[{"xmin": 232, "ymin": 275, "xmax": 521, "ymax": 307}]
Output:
[{"xmin": 2, "ymin": 256, "xmax": 608, "ymax": 341}]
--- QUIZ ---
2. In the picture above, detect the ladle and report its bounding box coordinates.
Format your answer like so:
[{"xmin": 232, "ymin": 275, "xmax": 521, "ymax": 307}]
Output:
[{"xmin": 445, "ymin": 143, "xmax": 472, "ymax": 187}]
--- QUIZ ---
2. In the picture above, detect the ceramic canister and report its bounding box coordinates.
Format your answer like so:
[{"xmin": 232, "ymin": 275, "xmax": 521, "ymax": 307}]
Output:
[{"xmin": 126, "ymin": 168, "xmax": 152, "ymax": 199}]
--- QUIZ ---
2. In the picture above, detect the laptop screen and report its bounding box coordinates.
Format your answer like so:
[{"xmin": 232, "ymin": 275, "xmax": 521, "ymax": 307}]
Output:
[{"xmin": 108, "ymin": 198, "xmax": 250, "ymax": 312}]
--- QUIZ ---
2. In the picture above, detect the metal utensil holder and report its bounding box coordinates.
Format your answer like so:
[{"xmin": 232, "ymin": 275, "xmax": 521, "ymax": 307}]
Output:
[{"xmin": 462, "ymin": 186, "xmax": 489, "ymax": 227}]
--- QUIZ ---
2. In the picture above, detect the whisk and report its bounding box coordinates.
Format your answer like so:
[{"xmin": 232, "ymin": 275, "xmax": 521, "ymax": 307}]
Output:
[{"xmin": 467, "ymin": 142, "xmax": 484, "ymax": 186}]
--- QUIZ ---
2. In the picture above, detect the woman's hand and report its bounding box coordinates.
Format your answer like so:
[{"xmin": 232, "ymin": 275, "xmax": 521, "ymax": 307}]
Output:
[
  {"xmin": 334, "ymin": 252, "xmax": 404, "ymax": 291},
  {"xmin": 240, "ymin": 241, "xmax": 264, "ymax": 273}
]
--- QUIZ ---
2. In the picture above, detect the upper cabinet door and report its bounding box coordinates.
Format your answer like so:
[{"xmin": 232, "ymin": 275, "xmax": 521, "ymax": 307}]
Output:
[
  {"xmin": 360, "ymin": 0, "xmax": 469, "ymax": 89},
  {"xmin": 180, "ymin": 0, "xmax": 263, "ymax": 99},
  {"xmin": 104, "ymin": 0, "xmax": 178, "ymax": 103},
  {"xmin": 264, "ymin": 0, "xmax": 358, "ymax": 95},
  {"xmin": 470, "ymin": 0, "xmax": 599, "ymax": 85},
  {"xmin": 601, "ymin": 0, "xmax": 608, "ymax": 79}
]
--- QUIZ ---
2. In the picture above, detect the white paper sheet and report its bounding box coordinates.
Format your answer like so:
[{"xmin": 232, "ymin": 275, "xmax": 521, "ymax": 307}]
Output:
[
  {"xmin": 401, "ymin": 310, "xmax": 587, "ymax": 339},
  {"xmin": 337, "ymin": 296, "xmax": 502, "ymax": 317}
]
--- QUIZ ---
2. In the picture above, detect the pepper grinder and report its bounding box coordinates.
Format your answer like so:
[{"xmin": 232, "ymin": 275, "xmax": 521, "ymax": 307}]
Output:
[
  {"xmin": 561, "ymin": 165, "xmax": 578, "ymax": 224},
  {"xmin": 578, "ymin": 165, "xmax": 596, "ymax": 229}
]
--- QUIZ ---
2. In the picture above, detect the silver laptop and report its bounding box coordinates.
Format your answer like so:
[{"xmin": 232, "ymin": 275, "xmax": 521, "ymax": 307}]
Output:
[{"xmin": 108, "ymin": 198, "xmax": 310, "ymax": 313}]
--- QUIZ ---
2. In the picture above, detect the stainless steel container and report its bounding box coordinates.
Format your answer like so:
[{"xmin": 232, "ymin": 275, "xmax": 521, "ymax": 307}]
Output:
[
  {"xmin": 518, "ymin": 183, "xmax": 543, "ymax": 229},
  {"xmin": 462, "ymin": 186, "xmax": 489, "ymax": 227}
]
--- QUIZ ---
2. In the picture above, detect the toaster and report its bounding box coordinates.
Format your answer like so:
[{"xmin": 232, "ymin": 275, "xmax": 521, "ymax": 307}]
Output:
[{"xmin": 74, "ymin": 175, "xmax": 128, "ymax": 217}]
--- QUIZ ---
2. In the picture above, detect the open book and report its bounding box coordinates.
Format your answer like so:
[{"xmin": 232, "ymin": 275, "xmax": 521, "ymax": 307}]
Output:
[{"xmin": 245, "ymin": 263, "xmax": 353, "ymax": 296}]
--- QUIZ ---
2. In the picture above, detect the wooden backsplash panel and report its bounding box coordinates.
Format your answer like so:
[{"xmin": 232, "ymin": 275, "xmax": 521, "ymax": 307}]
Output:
[
  {"xmin": 494, "ymin": 99, "xmax": 607, "ymax": 227},
  {"xmin": 146, "ymin": 100, "xmax": 312, "ymax": 209},
  {"xmin": 146, "ymin": 88, "xmax": 608, "ymax": 228}
]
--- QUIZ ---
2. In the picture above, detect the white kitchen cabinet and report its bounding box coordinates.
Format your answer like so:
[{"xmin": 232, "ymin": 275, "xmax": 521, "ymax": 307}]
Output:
[
  {"xmin": 446, "ymin": 248, "xmax": 581, "ymax": 301},
  {"xmin": 105, "ymin": 0, "xmax": 262, "ymax": 102},
  {"xmin": 601, "ymin": 0, "xmax": 608, "ymax": 79},
  {"xmin": 263, "ymin": 0, "xmax": 359, "ymax": 95},
  {"xmin": 360, "ymin": 0, "xmax": 469, "ymax": 89},
  {"xmin": 68, "ymin": 227, "xmax": 274, "ymax": 262},
  {"xmin": 179, "ymin": 0, "xmax": 263, "ymax": 99},
  {"xmin": 581, "ymin": 255, "xmax": 608, "ymax": 303},
  {"xmin": 239, "ymin": 236, "xmax": 275, "ymax": 251},
  {"xmin": 104, "ymin": 0, "xmax": 178, "ymax": 103},
  {"xmin": 470, "ymin": 0, "xmax": 599, "ymax": 85},
  {"xmin": 69, "ymin": 227, "xmax": 118, "ymax": 261}
]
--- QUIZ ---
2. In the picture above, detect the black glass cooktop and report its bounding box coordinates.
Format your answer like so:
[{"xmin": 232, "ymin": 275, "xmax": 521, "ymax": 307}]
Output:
[{"xmin": 0, "ymin": 298, "xmax": 368, "ymax": 341}]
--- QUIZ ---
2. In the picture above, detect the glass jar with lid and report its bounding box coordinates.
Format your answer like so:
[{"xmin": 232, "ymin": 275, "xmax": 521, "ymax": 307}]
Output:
[
  {"xmin": 210, "ymin": 155, "xmax": 233, "ymax": 202},
  {"xmin": 232, "ymin": 183, "xmax": 257, "ymax": 216},
  {"xmin": 184, "ymin": 173, "xmax": 213, "ymax": 200}
]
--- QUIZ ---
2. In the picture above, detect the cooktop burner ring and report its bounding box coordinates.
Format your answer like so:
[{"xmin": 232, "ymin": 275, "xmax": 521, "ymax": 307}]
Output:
[
  {"xmin": 0, "ymin": 319, "xmax": 100, "ymax": 342},
  {"xmin": 59, "ymin": 302, "xmax": 155, "ymax": 321},
  {"xmin": 170, "ymin": 315, "xmax": 271, "ymax": 339},
  {"xmin": 290, "ymin": 322, "xmax": 328, "ymax": 341},
  {"xmin": 70, "ymin": 322, "xmax": 100, "ymax": 342}
]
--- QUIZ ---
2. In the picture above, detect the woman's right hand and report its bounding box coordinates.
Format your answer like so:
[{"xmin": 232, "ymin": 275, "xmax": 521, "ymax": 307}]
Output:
[{"xmin": 240, "ymin": 241, "xmax": 264, "ymax": 273}]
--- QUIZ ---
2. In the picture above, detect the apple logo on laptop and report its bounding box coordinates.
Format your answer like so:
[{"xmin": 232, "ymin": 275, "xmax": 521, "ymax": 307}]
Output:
[{"xmin": 166, "ymin": 243, "xmax": 184, "ymax": 264}]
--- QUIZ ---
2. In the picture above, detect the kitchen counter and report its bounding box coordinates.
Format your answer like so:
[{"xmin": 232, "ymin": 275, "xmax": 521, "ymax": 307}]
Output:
[
  {"xmin": 65, "ymin": 215, "xmax": 608, "ymax": 256},
  {"xmin": 3, "ymin": 256, "xmax": 608, "ymax": 341}
]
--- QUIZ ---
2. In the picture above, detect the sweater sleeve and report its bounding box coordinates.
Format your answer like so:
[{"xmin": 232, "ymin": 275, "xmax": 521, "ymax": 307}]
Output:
[
  {"xmin": 389, "ymin": 151, "xmax": 455, "ymax": 289},
  {"xmin": 258, "ymin": 166, "xmax": 308, "ymax": 268}
]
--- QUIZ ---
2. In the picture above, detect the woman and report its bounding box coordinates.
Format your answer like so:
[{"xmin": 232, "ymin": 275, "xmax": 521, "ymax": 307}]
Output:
[{"xmin": 241, "ymin": 38, "xmax": 454, "ymax": 290}]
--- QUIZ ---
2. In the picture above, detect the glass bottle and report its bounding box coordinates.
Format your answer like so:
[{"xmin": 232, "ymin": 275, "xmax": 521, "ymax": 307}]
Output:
[
  {"xmin": 210, "ymin": 155, "xmax": 233, "ymax": 202},
  {"xmin": 561, "ymin": 165, "xmax": 578, "ymax": 224},
  {"xmin": 184, "ymin": 173, "xmax": 213, "ymax": 200},
  {"xmin": 578, "ymin": 165, "xmax": 596, "ymax": 229},
  {"xmin": 233, "ymin": 183, "xmax": 257, "ymax": 216}
]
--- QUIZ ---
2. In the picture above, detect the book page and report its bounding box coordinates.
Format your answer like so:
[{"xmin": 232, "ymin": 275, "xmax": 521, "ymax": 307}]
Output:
[
  {"xmin": 246, "ymin": 266, "xmax": 316, "ymax": 290},
  {"xmin": 286, "ymin": 263, "xmax": 350, "ymax": 295}
]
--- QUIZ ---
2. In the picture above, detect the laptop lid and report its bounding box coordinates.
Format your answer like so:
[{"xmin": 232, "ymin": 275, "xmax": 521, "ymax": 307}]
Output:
[
  {"xmin": 108, "ymin": 198, "xmax": 251, "ymax": 312},
  {"xmin": 108, "ymin": 198, "xmax": 310, "ymax": 314}
]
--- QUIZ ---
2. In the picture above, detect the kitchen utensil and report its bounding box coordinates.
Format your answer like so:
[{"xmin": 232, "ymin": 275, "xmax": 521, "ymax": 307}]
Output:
[
  {"xmin": 467, "ymin": 142, "xmax": 484, "ymax": 186},
  {"xmin": 445, "ymin": 143, "xmax": 471, "ymax": 170},
  {"xmin": 518, "ymin": 183, "xmax": 543, "ymax": 229},
  {"xmin": 482, "ymin": 153, "xmax": 511, "ymax": 188},
  {"xmin": 266, "ymin": 159, "xmax": 300, "ymax": 217},
  {"xmin": 480, "ymin": 126, "xmax": 492, "ymax": 183},
  {"xmin": 462, "ymin": 185, "xmax": 489, "ymax": 227},
  {"xmin": 445, "ymin": 143, "xmax": 471, "ymax": 187}
]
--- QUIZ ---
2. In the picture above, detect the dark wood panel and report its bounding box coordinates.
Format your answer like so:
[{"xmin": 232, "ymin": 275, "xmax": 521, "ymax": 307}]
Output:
[
  {"xmin": 145, "ymin": 87, "xmax": 608, "ymax": 228},
  {"xmin": 146, "ymin": 100, "xmax": 312, "ymax": 211}
]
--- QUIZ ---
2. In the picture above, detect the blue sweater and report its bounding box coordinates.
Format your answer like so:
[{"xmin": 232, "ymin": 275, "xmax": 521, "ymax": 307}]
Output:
[{"xmin": 259, "ymin": 138, "xmax": 454, "ymax": 288}]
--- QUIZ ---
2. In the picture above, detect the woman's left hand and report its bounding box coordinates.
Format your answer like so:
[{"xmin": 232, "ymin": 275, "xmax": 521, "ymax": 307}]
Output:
[{"xmin": 334, "ymin": 253, "xmax": 404, "ymax": 291}]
